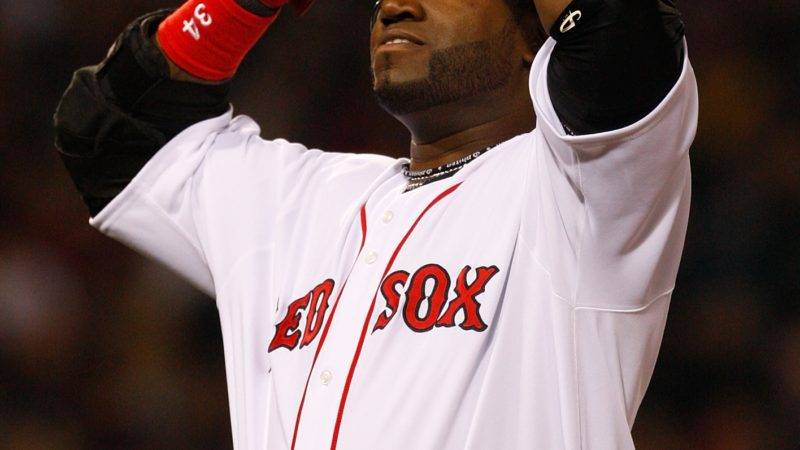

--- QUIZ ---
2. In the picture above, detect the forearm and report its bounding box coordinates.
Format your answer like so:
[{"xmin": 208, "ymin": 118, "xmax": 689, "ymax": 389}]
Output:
[
  {"xmin": 99, "ymin": 11, "xmax": 233, "ymax": 135},
  {"xmin": 54, "ymin": 0, "xmax": 287, "ymax": 216},
  {"xmin": 537, "ymin": 0, "xmax": 685, "ymax": 135},
  {"xmin": 54, "ymin": 10, "xmax": 233, "ymax": 215}
]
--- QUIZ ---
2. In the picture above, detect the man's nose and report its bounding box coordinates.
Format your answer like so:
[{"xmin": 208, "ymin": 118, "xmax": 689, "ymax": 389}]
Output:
[{"xmin": 373, "ymin": 0, "xmax": 424, "ymax": 28}]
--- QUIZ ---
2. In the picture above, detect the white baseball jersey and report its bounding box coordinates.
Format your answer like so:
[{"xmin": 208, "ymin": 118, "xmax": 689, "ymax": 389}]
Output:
[{"xmin": 90, "ymin": 39, "xmax": 698, "ymax": 449}]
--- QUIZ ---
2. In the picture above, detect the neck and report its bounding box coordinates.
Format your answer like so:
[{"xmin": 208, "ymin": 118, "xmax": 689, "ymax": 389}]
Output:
[
  {"xmin": 409, "ymin": 108, "xmax": 533, "ymax": 171},
  {"xmin": 394, "ymin": 74, "xmax": 535, "ymax": 171}
]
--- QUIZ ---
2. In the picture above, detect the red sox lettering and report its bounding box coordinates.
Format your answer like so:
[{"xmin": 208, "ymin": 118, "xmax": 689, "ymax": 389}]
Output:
[
  {"xmin": 374, "ymin": 264, "xmax": 500, "ymax": 334},
  {"xmin": 268, "ymin": 279, "xmax": 335, "ymax": 352},
  {"xmin": 268, "ymin": 265, "xmax": 500, "ymax": 353}
]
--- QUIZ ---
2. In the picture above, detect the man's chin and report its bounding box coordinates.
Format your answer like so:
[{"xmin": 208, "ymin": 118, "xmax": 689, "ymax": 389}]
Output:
[
  {"xmin": 373, "ymin": 67, "xmax": 422, "ymax": 89},
  {"xmin": 373, "ymin": 77, "xmax": 441, "ymax": 117}
]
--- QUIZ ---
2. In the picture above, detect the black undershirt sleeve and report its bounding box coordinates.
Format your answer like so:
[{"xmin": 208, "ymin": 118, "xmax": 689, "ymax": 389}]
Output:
[
  {"xmin": 546, "ymin": 0, "xmax": 685, "ymax": 135},
  {"xmin": 54, "ymin": 10, "xmax": 232, "ymax": 216}
]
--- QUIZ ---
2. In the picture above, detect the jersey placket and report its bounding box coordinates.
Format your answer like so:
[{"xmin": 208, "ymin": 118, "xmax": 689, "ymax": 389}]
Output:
[{"xmin": 292, "ymin": 181, "xmax": 462, "ymax": 450}]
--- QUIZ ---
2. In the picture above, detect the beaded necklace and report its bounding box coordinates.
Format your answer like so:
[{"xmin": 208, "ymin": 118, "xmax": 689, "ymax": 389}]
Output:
[{"xmin": 403, "ymin": 146, "xmax": 493, "ymax": 192}]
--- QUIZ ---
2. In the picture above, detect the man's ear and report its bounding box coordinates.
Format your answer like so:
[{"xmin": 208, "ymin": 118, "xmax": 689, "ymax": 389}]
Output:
[
  {"xmin": 523, "ymin": 49, "xmax": 534, "ymax": 68},
  {"xmin": 518, "ymin": 31, "xmax": 535, "ymax": 69},
  {"xmin": 518, "ymin": 14, "xmax": 544, "ymax": 68}
]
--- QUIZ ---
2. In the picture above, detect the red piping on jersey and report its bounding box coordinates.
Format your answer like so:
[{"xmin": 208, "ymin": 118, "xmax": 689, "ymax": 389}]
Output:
[
  {"xmin": 290, "ymin": 206, "xmax": 368, "ymax": 450},
  {"xmin": 330, "ymin": 183, "xmax": 462, "ymax": 450}
]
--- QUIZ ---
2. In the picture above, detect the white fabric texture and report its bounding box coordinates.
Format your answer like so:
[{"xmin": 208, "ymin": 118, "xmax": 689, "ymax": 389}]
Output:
[{"xmin": 91, "ymin": 38, "xmax": 698, "ymax": 450}]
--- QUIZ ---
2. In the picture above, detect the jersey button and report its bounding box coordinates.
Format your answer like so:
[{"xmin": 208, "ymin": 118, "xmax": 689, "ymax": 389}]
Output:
[
  {"xmin": 320, "ymin": 370, "xmax": 333, "ymax": 385},
  {"xmin": 381, "ymin": 210, "xmax": 394, "ymax": 224},
  {"xmin": 364, "ymin": 251, "xmax": 378, "ymax": 265}
]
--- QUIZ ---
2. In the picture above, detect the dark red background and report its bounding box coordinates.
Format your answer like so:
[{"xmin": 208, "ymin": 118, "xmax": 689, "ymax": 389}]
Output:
[{"xmin": 0, "ymin": 1, "xmax": 797, "ymax": 448}]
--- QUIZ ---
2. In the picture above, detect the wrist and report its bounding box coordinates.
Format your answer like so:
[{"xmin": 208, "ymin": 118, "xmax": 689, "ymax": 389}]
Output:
[
  {"xmin": 153, "ymin": 34, "xmax": 222, "ymax": 84},
  {"xmin": 157, "ymin": 0, "xmax": 279, "ymax": 81}
]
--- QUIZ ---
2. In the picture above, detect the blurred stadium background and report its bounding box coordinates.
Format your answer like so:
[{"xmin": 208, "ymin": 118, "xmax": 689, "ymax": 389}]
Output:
[{"xmin": 0, "ymin": 1, "xmax": 798, "ymax": 448}]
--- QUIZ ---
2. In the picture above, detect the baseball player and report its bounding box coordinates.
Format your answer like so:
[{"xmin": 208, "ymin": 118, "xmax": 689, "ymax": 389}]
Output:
[{"xmin": 54, "ymin": 0, "xmax": 697, "ymax": 448}]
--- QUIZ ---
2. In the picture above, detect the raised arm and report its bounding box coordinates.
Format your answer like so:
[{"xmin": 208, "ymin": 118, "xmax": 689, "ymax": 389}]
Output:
[
  {"xmin": 530, "ymin": 0, "xmax": 685, "ymax": 134},
  {"xmin": 523, "ymin": 0, "xmax": 697, "ymax": 312},
  {"xmin": 53, "ymin": 0, "xmax": 304, "ymax": 215}
]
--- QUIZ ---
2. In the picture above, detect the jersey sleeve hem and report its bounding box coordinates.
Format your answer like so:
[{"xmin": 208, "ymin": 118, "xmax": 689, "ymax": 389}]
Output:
[
  {"xmin": 531, "ymin": 38, "xmax": 695, "ymax": 148},
  {"xmin": 89, "ymin": 109, "xmax": 235, "ymax": 296},
  {"xmin": 525, "ymin": 234, "xmax": 676, "ymax": 313},
  {"xmin": 89, "ymin": 185, "xmax": 217, "ymax": 296}
]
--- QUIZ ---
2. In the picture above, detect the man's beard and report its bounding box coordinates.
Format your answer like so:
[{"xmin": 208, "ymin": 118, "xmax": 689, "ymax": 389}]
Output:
[{"xmin": 372, "ymin": 22, "xmax": 517, "ymax": 116}]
